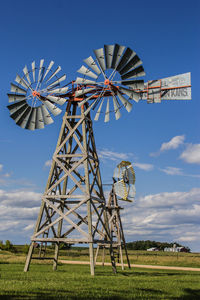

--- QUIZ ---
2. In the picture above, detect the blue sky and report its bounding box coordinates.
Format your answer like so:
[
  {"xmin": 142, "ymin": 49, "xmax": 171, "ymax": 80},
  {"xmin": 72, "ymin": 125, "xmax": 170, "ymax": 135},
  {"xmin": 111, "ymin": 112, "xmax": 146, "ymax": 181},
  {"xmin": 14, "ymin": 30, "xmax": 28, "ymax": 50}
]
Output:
[{"xmin": 0, "ymin": 0, "xmax": 200, "ymax": 251}]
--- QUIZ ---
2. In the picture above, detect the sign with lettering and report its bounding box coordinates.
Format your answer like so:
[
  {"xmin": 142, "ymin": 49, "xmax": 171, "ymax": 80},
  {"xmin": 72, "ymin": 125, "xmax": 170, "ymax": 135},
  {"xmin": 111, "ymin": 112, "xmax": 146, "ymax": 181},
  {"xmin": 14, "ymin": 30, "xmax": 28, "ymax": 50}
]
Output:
[{"xmin": 141, "ymin": 72, "xmax": 191, "ymax": 102}]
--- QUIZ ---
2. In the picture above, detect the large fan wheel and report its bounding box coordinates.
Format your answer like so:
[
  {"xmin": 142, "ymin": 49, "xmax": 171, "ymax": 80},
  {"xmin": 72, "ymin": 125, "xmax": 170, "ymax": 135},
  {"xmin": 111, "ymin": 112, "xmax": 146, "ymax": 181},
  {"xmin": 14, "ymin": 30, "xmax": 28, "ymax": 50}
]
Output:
[
  {"xmin": 75, "ymin": 44, "xmax": 146, "ymax": 122},
  {"xmin": 7, "ymin": 60, "xmax": 68, "ymax": 130}
]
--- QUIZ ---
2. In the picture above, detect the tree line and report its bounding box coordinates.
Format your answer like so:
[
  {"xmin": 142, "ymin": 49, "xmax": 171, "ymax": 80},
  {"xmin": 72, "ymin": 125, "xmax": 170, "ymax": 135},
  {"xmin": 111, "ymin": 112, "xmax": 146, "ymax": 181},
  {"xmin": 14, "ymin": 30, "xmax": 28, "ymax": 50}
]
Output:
[
  {"xmin": 126, "ymin": 240, "xmax": 190, "ymax": 251},
  {"xmin": 0, "ymin": 240, "xmax": 190, "ymax": 253}
]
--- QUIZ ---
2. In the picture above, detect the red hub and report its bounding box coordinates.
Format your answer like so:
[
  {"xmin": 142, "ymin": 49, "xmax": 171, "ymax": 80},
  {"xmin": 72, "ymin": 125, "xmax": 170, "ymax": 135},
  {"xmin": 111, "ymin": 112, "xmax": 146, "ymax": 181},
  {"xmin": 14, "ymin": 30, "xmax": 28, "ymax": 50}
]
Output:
[
  {"xmin": 32, "ymin": 90, "xmax": 40, "ymax": 98},
  {"xmin": 104, "ymin": 79, "xmax": 110, "ymax": 85}
]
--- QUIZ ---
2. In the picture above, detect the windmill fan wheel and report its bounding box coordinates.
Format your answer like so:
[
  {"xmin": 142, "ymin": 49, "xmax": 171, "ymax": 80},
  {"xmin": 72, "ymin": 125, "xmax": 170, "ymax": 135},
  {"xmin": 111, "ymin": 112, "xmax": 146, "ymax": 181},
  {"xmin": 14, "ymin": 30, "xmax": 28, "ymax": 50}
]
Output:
[
  {"xmin": 7, "ymin": 60, "xmax": 68, "ymax": 130},
  {"xmin": 113, "ymin": 161, "xmax": 136, "ymax": 202},
  {"xmin": 75, "ymin": 44, "xmax": 146, "ymax": 122}
]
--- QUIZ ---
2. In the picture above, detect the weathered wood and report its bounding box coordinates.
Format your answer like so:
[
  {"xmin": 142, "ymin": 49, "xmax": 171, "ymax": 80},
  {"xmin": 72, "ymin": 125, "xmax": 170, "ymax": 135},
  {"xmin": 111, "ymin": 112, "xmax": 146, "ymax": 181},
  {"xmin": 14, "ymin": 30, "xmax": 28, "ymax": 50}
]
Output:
[
  {"xmin": 57, "ymin": 154, "xmax": 84, "ymax": 158},
  {"xmin": 24, "ymin": 242, "xmax": 34, "ymax": 272},
  {"xmin": 32, "ymin": 238, "xmax": 89, "ymax": 243},
  {"xmin": 53, "ymin": 124, "xmax": 74, "ymax": 271},
  {"xmin": 46, "ymin": 156, "xmax": 86, "ymax": 194},
  {"xmin": 82, "ymin": 105, "xmax": 95, "ymax": 276},
  {"xmin": 34, "ymin": 197, "xmax": 89, "ymax": 238},
  {"xmin": 41, "ymin": 198, "xmax": 90, "ymax": 238}
]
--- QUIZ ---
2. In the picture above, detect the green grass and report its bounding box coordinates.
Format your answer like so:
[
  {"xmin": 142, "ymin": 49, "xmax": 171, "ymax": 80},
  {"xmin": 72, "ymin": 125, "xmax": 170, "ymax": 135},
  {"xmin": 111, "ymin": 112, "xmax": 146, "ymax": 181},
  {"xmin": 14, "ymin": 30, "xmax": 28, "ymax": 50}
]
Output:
[{"xmin": 0, "ymin": 263, "xmax": 200, "ymax": 299}]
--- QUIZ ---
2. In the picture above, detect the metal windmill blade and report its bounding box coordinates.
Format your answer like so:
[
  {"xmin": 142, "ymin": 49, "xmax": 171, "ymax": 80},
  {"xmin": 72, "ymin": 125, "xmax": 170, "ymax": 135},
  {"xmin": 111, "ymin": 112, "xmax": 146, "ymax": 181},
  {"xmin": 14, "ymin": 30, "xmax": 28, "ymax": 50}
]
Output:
[
  {"xmin": 75, "ymin": 44, "xmax": 145, "ymax": 122},
  {"xmin": 7, "ymin": 60, "xmax": 68, "ymax": 130},
  {"xmin": 113, "ymin": 161, "xmax": 136, "ymax": 202}
]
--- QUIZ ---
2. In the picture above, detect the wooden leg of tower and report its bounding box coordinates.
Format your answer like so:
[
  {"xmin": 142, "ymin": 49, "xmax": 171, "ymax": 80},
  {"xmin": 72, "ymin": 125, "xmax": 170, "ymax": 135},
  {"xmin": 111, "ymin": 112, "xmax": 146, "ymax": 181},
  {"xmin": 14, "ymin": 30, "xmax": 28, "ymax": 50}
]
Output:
[
  {"xmin": 103, "ymin": 207, "xmax": 117, "ymax": 273},
  {"xmin": 115, "ymin": 212, "xmax": 125, "ymax": 270},
  {"xmin": 82, "ymin": 107, "xmax": 95, "ymax": 276},
  {"xmin": 102, "ymin": 246, "xmax": 105, "ymax": 266},
  {"xmin": 24, "ymin": 242, "xmax": 34, "ymax": 272},
  {"xmin": 86, "ymin": 180, "xmax": 95, "ymax": 275},
  {"xmin": 53, "ymin": 199, "xmax": 65, "ymax": 270},
  {"xmin": 24, "ymin": 200, "xmax": 46, "ymax": 272},
  {"xmin": 53, "ymin": 243, "xmax": 59, "ymax": 270},
  {"xmin": 118, "ymin": 215, "xmax": 131, "ymax": 269},
  {"xmin": 95, "ymin": 245, "xmax": 100, "ymax": 266},
  {"xmin": 123, "ymin": 241, "xmax": 131, "ymax": 269},
  {"xmin": 119, "ymin": 245, "xmax": 124, "ymax": 270},
  {"xmin": 53, "ymin": 110, "xmax": 74, "ymax": 271},
  {"xmin": 109, "ymin": 244, "xmax": 117, "ymax": 274},
  {"xmin": 87, "ymin": 198, "xmax": 94, "ymax": 275},
  {"xmin": 53, "ymin": 181, "xmax": 68, "ymax": 270},
  {"xmin": 89, "ymin": 242, "xmax": 95, "ymax": 276}
]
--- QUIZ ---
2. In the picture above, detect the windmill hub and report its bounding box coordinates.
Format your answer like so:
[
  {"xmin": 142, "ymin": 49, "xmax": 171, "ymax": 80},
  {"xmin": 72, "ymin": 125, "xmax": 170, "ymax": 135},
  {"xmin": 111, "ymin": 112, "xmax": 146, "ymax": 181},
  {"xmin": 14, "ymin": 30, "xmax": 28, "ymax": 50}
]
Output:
[
  {"xmin": 32, "ymin": 90, "xmax": 40, "ymax": 98},
  {"xmin": 104, "ymin": 79, "xmax": 110, "ymax": 85}
]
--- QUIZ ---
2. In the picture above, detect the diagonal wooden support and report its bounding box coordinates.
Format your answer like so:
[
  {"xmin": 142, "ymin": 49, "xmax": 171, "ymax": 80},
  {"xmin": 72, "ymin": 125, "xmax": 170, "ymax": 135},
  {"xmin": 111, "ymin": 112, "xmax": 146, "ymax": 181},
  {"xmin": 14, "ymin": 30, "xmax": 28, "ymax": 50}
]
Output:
[{"xmin": 33, "ymin": 197, "xmax": 89, "ymax": 238}]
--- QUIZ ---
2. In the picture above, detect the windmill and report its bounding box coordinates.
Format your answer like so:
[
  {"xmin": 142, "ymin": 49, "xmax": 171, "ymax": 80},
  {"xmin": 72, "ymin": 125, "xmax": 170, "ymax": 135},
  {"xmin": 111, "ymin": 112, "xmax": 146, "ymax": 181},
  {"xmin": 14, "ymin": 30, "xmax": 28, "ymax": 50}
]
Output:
[
  {"xmin": 7, "ymin": 43, "xmax": 191, "ymax": 276},
  {"xmin": 95, "ymin": 161, "xmax": 136, "ymax": 270},
  {"xmin": 7, "ymin": 60, "xmax": 67, "ymax": 129}
]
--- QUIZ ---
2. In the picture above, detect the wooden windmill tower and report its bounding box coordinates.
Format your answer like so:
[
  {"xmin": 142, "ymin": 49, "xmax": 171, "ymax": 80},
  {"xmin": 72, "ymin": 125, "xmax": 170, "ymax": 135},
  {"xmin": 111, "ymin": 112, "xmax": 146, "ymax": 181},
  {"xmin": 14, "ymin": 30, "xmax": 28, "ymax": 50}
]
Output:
[{"xmin": 7, "ymin": 44, "xmax": 191, "ymax": 275}]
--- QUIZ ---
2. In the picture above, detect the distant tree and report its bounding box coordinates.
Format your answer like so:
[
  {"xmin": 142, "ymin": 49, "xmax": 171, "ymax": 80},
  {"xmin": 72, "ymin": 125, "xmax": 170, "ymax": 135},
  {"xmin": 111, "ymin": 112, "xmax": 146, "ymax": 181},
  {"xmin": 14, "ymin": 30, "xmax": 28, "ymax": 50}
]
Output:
[
  {"xmin": 126, "ymin": 240, "xmax": 188, "ymax": 251},
  {"xmin": 59, "ymin": 243, "xmax": 71, "ymax": 250},
  {"xmin": 23, "ymin": 244, "xmax": 29, "ymax": 254},
  {"xmin": 1, "ymin": 240, "xmax": 17, "ymax": 253},
  {"xmin": 5, "ymin": 240, "xmax": 12, "ymax": 250},
  {"xmin": 0, "ymin": 240, "xmax": 3, "ymax": 250},
  {"xmin": 186, "ymin": 246, "xmax": 191, "ymax": 253}
]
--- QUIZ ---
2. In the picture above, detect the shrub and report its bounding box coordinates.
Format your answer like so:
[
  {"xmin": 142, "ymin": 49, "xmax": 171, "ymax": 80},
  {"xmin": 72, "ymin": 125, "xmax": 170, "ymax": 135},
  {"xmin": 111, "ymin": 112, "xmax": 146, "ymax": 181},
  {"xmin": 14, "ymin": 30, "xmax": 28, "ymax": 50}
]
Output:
[
  {"xmin": 23, "ymin": 244, "xmax": 29, "ymax": 254},
  {"xmin": 0, "ymin": 240, "xmax": 17, "ymax": 253}
]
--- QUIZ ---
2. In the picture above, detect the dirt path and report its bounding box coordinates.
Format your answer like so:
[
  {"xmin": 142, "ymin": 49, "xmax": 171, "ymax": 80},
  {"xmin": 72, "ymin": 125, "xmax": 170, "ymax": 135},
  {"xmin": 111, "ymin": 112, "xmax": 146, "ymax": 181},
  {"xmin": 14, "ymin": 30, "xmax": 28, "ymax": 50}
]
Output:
[{"xmin": 59, "ymin": 260, "xmax": 200, "ymax": 272}]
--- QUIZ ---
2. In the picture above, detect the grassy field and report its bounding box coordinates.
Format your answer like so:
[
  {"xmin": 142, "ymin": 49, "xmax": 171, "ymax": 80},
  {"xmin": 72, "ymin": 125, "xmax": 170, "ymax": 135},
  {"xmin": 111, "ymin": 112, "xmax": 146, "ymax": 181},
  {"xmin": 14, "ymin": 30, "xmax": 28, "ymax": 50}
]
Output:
[
  {"xmin": 0, "ymin": 249, "xmax": 200, "ymax": 299},
  {"xmin": 1, "ymin": 246, "xmax": 200, "ymax": 268},
  {"xmin": 0, "ymin": 262, "xmax": 200, "ymax": 299}
]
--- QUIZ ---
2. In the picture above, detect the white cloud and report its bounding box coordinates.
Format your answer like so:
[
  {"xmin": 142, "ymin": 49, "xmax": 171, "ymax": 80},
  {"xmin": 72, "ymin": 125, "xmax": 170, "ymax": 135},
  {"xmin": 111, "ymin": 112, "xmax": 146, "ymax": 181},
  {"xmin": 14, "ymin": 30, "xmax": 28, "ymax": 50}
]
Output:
[
  {"xmin": 44, "ymin": 160, "xmax": 52, "ymax": 167},
  {"xmin": 160, "ymin": 167, "xmax": 183, "ymax": 175},
  {"xmin": 160, "ymin": 166, "xmax": 200, "ymax": 178},
  {"xmin": 0, "ymin": 164, "xmax": 12, "ymax": 183},
  {"xmin": 150, "ymin": 135, "xmax": 185, "ymax": 156},
  {"xmin": 0, "ymin": 205, "xmax": 40, "ymax": 219},
  {"xmin": 140, "ymin": 213, "xmax": 158, "ymax": 225},
  {"xmin": 0, "ymin": 220, "xmax": 20, "ymax": 232},
  {"xmin": 98, "ymin": 149, "xmax": 153, "ymax": 171},
  {"xmin": 137, "ymin": 188, "xmax": 200, "ymax": 208},
  {"xmin": 119, "ymin": 188, "xmax": 200, "ymax": 250},
  {"xmin": 98, "ymin": 149, "xmax": 130, "ymax": 161},
  {"xmin": 0, "ymin": 169, "xmax": 35, "ymax": 187},
  {"xmin": 160, "ymin": 135, "xmax": 185, "ymax": 151},
  {"xmin": 177, "ymin": 236, "xmax": 198, "ymax": 242},
  {"xmin": 180, "ymin": 144, "xmax": 200, "ymax": 164},
  {"xmin": 0, "ymin": 189, "xmax": 41, "ymax": 207},
  {"xmin": 134, "ymin": 162, "xmax": 154, "ymax": 171},
  {"xmin": 24, "ymin": 224, "xmax": 35, "ymax": 231}
]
